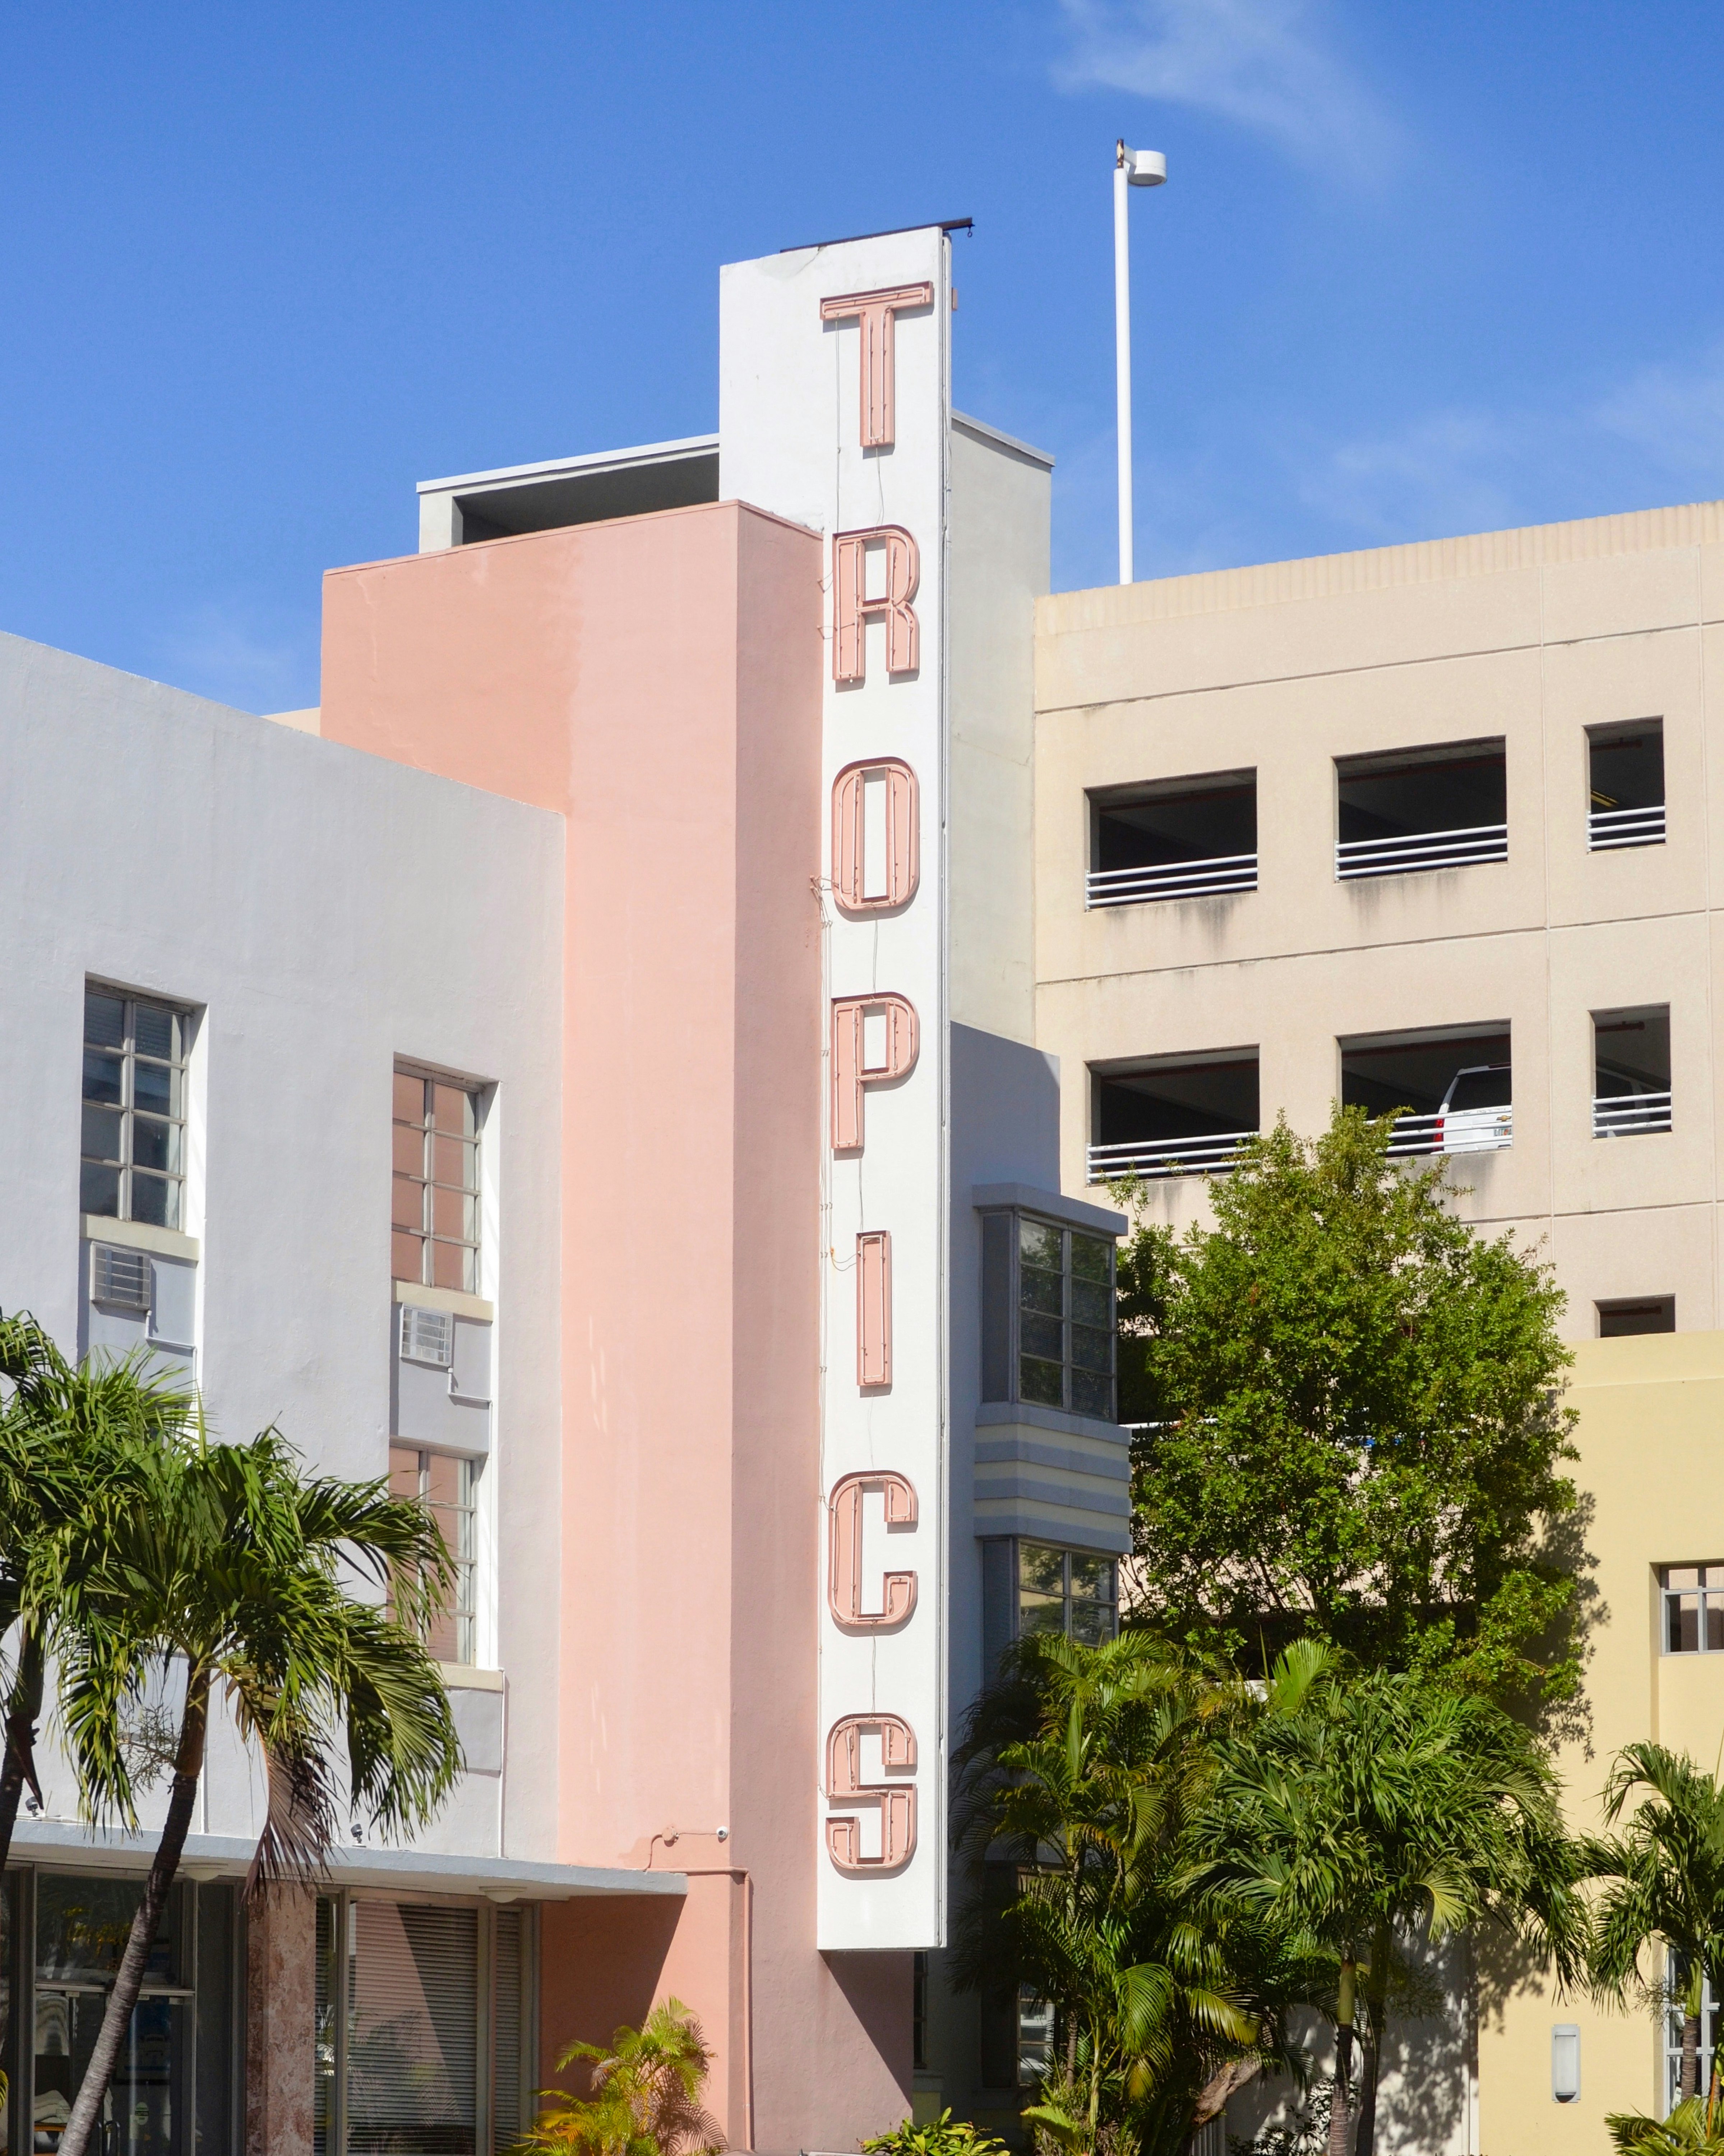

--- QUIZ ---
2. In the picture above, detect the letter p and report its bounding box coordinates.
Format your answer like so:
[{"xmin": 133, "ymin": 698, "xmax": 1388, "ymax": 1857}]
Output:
[{"xmin": 831, "ymin": 994, "xmax": 919, "ymax": 1152}]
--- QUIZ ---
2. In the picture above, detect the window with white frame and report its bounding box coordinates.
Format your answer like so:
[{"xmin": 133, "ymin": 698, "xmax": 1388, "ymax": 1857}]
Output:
[
  {"xmin": 392, "ymin": 1068, "xmax": 482, "ymax": 1293},
  {"xmin": 80, "ymin": 986, "xmax": 190, "ymax": 1230},
  {"xmin": 1661, "ymin": 1567, "xmax": 1724, "ymax": 1655},
  {"xmin": 389, "ymin": 1445, "xmax": 478, "ymax": 1665}
]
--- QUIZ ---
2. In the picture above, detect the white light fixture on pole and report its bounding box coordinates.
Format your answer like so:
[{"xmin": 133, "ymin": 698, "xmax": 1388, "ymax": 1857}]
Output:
[{"xmin": 1114, "ymin": 139, "xmax": 1166, "ymax": 585}]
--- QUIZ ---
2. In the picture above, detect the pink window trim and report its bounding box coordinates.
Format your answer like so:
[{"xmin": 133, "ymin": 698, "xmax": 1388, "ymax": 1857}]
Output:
[
  {"xmin": 824, "ymin": 1712, "xmax": 918, "ymax": 1873},
  {"xmin": 831, "ymin": 757, "xmax": 920, "ymax": 914}
]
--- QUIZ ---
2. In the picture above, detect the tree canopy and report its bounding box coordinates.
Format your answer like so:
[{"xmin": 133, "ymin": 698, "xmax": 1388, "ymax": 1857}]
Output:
[{"xmin": 1115, "ymin": 1107, "xmax": 1582, "ymax": 1711}]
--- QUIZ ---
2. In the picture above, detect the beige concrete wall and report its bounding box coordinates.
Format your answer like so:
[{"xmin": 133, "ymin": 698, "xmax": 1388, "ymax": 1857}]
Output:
[
  {"xmin": 1476, "ymin": 1332, "xmax": 1724, "ymax": 2153},
  {"xmin": 1036, "ymin": 507, "xmax": 1724, "ymax": 2148},
  {"xmin": 1034, "ymin": 505, "xmax": 1724, "ymax": 1338}
]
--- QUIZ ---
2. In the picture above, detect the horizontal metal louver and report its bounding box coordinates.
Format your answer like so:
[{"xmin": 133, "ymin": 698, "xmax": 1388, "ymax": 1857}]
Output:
[
  {"xmin": 91, "ymin": 1243, "xmax": 151, "ymax": 1311},
  {"xmin": 347, "ymin": 1901, "xmax": 477, "ymax": 2155},
  {"xmin": 400, "ymin": 1305, "xmax": 455, "ymax": 1368}
]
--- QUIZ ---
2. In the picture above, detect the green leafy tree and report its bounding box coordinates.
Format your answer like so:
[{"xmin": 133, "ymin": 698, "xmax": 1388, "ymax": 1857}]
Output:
[
  {"xmin": 54, "ymin": 1426, "xmax": 464, "ymax": 2156},
  {"xmin": 1115, "ymin": 1106, "xmax": 1582, "ymax": 1710},
  {"xmin": 1191, "ymin": 1647, "xmax": 1590, "ymax": 2156},
  {"xmin": 1592, "ymin": 1744, "xmax": 1724, "ymax": 2107},
  {"xmin": 953, "ymin": 1632, "xmax": 1318, "ymax": 2156},
  {"xmin": 517, "ymin": 2000, "xmax": 722, "ymax": 2156}
]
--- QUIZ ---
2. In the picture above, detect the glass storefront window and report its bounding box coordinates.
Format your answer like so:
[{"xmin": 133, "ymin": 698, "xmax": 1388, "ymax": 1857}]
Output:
[
  {"xmin": 3, "ymin": 1874, "xmax": 233, "ymax": 2156},
  {"xmin": 315, "ymin": 1895, "xmax": 534, "ymax": 2156}
]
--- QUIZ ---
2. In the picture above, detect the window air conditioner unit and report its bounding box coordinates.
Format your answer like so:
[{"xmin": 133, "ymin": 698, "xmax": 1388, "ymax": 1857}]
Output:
[
  {"xmin": 91, "ymin": 1244, "xmax": 151, "ymax": 1312},
  {"xmin": 400, "ymin": 1306, "xmax": 455, "ymax": 1368}
]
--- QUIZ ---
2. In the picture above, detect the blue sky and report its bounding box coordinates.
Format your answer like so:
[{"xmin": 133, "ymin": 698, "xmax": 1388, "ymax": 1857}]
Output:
[{"xmin": 3, "ymin": 1, "xmax": 1723, "ymax": 713}]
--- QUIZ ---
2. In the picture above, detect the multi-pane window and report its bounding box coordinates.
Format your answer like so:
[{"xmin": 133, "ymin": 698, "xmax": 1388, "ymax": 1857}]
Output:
[
  {"xmin": 392, "ymin": 1070, "xmax": 481, "ymax": 1293},
  {"xmin": 1017, "ymin": 1220, "xmax": 1115, "ymax": 1419},
  {"xmin": 80, "ymin": 987, "xmax": 189, "ymax": 1230},
  {"xmin": 389, "ymin": 1445, "xmax": 477, "ymax": 1665},
  {"xmin": 1017, "ymin": 1542, "xmax": 1119, "ymax": 1646},
  {"xmin": 1661, "ymin": 1567, "xmax": 1724, "ymax": 1655}
]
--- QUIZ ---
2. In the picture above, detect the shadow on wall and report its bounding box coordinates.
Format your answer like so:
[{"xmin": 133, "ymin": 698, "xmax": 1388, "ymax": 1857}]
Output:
[
  {"xmin": 538, "ymin": 1897, "xmax": 685, "ymax": 2094},
  {"xmin": 1227, "ymin": 1937, "xmax": 1472, "ymax": 2156},
  {"xmin": 828, "ymin": 1948, "xmax": 916, "ymax": 2101}
]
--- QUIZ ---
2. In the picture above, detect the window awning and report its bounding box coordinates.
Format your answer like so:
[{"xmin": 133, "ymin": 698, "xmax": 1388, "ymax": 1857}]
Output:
[{"xmin": 7, "ymin": 1821, "xmax": 687, "ymax": 1902}]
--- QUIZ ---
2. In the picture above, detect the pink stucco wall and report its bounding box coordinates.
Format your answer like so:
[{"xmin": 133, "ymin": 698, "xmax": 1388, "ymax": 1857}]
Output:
[{"xmin": 320, "ymin": 502, "xmax": 910, "ymax": 2151}]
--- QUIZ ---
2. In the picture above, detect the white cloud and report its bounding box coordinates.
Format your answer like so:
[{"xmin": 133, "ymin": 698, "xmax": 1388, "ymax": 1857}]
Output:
[
  {"xmin": 1286, "ymin": 344, "xmax": 1724, "ymax": 557},
  {"xmin": 152, "ymin": 599, "xmax": 319, "ymax": 715},
  {"xmin": 1053, "ymin": 0, "xmax": 1400, "ymax": 182},
  {"xmin": 1594, "ymin": 342, "xmax": 1724, "ymax": 482},
  {"xmin": 1293, "ymin": 408, "xmax": 1525, "ymax": 543}
]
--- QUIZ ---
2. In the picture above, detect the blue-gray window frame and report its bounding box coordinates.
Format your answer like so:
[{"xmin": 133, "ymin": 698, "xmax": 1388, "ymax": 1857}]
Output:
[{"xmin": 979, "ymin": 1207, "xmax": 1117, "ymax": 1422}]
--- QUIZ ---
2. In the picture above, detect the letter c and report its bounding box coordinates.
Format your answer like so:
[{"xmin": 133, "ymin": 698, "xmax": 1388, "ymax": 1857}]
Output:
[{"xmin": 827, "ymin": 1470, "xmax": 917, "ymax": 1629}]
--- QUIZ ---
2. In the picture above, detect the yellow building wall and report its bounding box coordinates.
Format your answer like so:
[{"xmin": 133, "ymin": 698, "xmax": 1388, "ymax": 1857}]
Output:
[{"xmin": 1480, "ymin": 1332, "xmax": 1724, "ymax": 2153}]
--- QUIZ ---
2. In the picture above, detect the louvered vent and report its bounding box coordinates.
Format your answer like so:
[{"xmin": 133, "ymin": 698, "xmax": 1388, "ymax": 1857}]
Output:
[
  {"xmin": 348, "ymin": 1902, "xmax": 476, "ymax": 2153},
  {"xmin": 91, "ymin": 1244, "xmax": 151, "ymax": 1311},
  {"xmin": 400, "ymin": 1305, "xmax": 455, "ymax": 1368}
]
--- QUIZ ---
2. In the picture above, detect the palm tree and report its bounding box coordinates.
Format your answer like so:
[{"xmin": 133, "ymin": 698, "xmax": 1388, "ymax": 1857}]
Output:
[
  {"xmin": 52, "ymin": 1424, "xmax": 464, "ymax": 2156},
  {"xmin": 952, "ymin": 1630, "xmax": 1298, "ymax": 2156},
  {"xmin": 1592, "ymin": 1743, "xmax": 1724, "ymax": 2107},
  {"xmin": 0, "ymin": 1313, "xmax": 190, "ymax": 1875},
  {"xmin": 515, "ymin": 1999, "xmax": 723, "ymax": 2156},
  {"xmin": 1191, "ymin": 1650, "xmax": 1588, "ymax": 2156}
]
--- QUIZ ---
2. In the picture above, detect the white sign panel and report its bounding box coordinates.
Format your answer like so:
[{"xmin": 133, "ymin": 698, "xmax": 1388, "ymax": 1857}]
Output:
[{"xmin": 721, "ymin": 227, "xmax": 952, "ymax": 1950}]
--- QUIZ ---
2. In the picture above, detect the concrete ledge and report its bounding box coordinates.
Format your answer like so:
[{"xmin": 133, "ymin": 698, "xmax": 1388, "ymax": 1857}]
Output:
[
  {"xmin": 972, "ymin": 1183, "xmax": 1127, "ymax": 1237},
  {"xmin": 395, "ymin": 1280, "xmax": 495, "ymax": 1322},
  {"xmin": 82, "ymin": 1216, "xmax": 200, "ymax": 1262},
  {"xmin": 975, "ymin": 1400, "xmax": 1130, "ymax": 1446},
  {"xmin": 7, "ymin": 1822, "xmax": 686, "ymax": 1901}
]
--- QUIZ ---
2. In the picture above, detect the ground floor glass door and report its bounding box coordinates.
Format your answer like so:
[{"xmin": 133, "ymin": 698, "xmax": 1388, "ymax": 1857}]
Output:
[{"xmin": 33, "ymin": 1990, "xmax": 184, "ymax": 2156}]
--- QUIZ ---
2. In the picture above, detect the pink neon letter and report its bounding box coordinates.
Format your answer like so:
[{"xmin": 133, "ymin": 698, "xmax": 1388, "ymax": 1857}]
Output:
[
  {"xmin": 824, "ymin": 1713, "xmax": 918, "ymax": 1873},
  {"xmin": 832, "ymin": 759, "xmax": 920, "ymax": 913},
  {"xmin": 832, "ymin": 528, "xmax": 920, "ymax": 683},
  {"xmin": 831, "ymin": 994, "xmax": 919, "ymax": 1152},
  {"xmin": 855, "ymin": 1230, "xmax": 893, "ymax": 1389},
  {"xmin": 818, "ymin": 283, "xmax": 934, "ymax": 448},
  {"xmin": 827, "ymin": 1470, "xmax": 918, "ymax": 1628}
]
